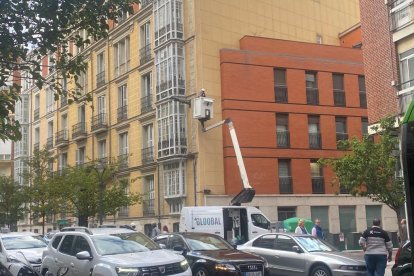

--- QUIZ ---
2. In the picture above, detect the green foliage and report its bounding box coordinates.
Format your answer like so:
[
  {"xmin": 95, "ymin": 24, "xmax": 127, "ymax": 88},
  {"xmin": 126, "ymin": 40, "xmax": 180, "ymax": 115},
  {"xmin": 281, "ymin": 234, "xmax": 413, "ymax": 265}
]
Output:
[
  {"xmin": 0, "ymin": 0, "xmax": 139, "ymax": 141},
  {"xmin": 319, "ymin": 117, "xmax": 406, "ymax": 216},
  {"xmin": 0, "ymin": 176, "xmax": 26, "ymax": 228}
]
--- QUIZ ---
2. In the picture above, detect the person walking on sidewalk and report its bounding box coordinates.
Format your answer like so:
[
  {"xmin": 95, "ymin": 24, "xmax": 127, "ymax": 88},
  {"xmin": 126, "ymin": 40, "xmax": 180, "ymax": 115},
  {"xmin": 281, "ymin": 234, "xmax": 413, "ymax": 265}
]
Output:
[
  {"xmin": 311, "ymin": 218, "xmax": 325, "ymax": 239},
  {"xmin": 359, "ymin": 218, "xmax": 393, "ymax": 276}
]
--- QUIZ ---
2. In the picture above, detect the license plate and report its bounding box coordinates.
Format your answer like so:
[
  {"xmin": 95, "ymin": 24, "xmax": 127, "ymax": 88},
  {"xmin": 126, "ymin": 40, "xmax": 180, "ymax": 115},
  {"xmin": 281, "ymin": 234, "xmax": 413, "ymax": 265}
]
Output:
[{"xmin": 243, "ymin": 272, "xmax": 262, "ymax": 276}]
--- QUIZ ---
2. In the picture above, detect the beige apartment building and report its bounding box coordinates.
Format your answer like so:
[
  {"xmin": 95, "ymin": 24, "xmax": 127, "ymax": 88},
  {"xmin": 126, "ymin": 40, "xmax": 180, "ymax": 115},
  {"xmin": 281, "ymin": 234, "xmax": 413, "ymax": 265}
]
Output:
[{"xmin": 16, "ymin": 0, "xmax": 361, "ymax": 234}]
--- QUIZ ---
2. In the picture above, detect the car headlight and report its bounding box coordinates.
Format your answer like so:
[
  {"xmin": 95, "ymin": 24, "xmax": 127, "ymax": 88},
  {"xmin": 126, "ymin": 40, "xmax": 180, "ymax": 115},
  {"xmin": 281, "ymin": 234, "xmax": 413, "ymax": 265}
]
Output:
[
  {"xmin": 339, "ymin": 265, "xmax": 365, "ymax": 271},
  {"xmin": 115, "ymin": 267, "xmax": 141, "ymax": 276},
  {"xmin": 215, "ymin": 263, "xmax": 237, "ymax": 271},
  {"xmin": 180, "ymin": 259, "xmax": 189, "ymax": 271}
]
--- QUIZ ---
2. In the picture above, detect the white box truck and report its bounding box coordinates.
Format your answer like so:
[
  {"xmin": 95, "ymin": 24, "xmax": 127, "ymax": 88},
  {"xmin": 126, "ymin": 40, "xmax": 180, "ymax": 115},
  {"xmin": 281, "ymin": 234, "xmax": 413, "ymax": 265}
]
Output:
[{"xmin": 179, "ymin": 205, "xmax": 271, "ymax": 244}]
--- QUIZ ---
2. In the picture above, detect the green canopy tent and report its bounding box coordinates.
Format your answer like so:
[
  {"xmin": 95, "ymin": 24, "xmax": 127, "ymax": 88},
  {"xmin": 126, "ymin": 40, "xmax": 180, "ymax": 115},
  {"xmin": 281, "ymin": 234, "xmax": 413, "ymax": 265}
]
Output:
[{"xmin": 283, "ymin": 217, "xmax": 313, "ymax": 233}]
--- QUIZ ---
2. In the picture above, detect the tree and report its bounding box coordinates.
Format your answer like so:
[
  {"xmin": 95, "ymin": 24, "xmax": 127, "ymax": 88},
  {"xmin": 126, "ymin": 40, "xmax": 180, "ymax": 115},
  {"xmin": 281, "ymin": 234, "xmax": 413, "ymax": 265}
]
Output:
[
  {"xmin": 0, "ymin": 176, "xmax": 26, "ymax": 229},
  {"xmin": 22, "ymin": 148, "xmax": 65, "ymax": 234},
  {"xmin": 319, "ymin": 117, "xmax": 406, "ymax": 235},
  {"xmin": 0, "ymin": 0, "xmax": 139, "ymax": 141}
]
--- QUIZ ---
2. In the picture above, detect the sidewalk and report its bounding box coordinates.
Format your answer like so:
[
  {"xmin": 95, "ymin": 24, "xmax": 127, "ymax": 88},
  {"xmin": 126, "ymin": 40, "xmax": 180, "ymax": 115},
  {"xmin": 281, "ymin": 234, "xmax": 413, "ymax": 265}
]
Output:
[{"xmin": 345, "ymin": 249, "xmax": 396, "ymax": 276}]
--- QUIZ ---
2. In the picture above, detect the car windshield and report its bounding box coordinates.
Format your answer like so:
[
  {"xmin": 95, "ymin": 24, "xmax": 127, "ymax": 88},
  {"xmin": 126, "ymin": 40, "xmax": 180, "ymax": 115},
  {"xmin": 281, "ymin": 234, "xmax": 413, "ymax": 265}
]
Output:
[
  {"xmin": 295, "ymin": 236, "xmax": 336, "ymax": 252},
  {"xmin": 92, "ymin": 232, "xmax": 160, "ymax": 256},
  {"xmin": 185, "ymin": 234, "xmax": 233, "ymax": 251},
  {"xmin": 2, "ymin": 235, "xmax": 47, "ymax": 250}
]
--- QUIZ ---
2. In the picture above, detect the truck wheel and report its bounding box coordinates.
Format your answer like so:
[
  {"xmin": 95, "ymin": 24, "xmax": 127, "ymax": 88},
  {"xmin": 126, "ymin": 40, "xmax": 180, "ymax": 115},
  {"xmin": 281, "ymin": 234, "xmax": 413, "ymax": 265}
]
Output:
[
  {"xmin": 194, "ymin": 267, "xmax": 209, "ymax": 276},
  {"xmin": 310, "ymin": 265, "xmax": 331, "ymax": 276}
]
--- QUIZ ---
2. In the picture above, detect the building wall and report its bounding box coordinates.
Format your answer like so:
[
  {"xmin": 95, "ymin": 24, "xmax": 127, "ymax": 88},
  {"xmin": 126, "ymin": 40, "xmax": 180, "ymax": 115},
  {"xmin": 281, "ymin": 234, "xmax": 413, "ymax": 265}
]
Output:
[{"xmin": 359, "ymin": 0, "xmax": 398, "ymax": 123}]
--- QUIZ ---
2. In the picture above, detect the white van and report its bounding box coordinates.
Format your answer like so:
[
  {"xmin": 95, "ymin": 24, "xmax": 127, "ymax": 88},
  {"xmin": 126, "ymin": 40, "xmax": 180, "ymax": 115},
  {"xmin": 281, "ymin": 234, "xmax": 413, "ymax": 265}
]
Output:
[{"xmin": 180, "ymin": 206, "xmax": 271, "ymax": 244}]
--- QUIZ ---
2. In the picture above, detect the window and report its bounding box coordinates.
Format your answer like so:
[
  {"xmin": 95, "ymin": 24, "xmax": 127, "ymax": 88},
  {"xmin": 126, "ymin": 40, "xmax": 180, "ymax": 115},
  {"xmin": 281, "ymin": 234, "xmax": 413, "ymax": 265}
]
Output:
[
  {"xmin": 339, "ymin": 206, "xmax": 356, "ymax": 248},
  {"xmin": 52, "ymin": 235, "xmax": 63, "ymax": 249},
  {"xmin": 277, "ymin": 207, "xmax": 296, "ymax": 221},
  {"xmin": 119, "ymin": 132, "xmax": 129, "ymax": 156},
  {"xmin": 76, "ymin": 29, "xmax": 89, "ymax": 54},
  {"xmin": 78, "ymin": 105, "xmax": 86, "ymax": 123},
  {"xmin": 164, "ymin": 161, "xmax": 186, "ymax": 198},
  {"xmin": 140, "ymin": 22, "xmax": 151, "ymax": 64},
  {"xmin": 34, "ymin": 94, "xmax": 40, "ymax": 120},
  {"xmin": 142, "ymin": 124, "xmax": 154, "ymax": 163},
  {"xmin": 167, "ymin": 235, "xmax": 187, "ymax": 251},
  {"xmin": 308, "ymin": 116, "xmax": 321, "ymax": 149},
  {"xmin": 276, "ymin": 114, "xmax": 289, "ymax": 148},
  {"xmin": 274, "ymin": 69, "xmax": 287, "ymax": 103},
  {"xmin": 58, "ymin": 235, "xmax": 75, "ymax": 255},
  {"xmin": 311, "ymin": 160, "xmax": 324, "ymax": 194},
  {"xmin": 59, "ymin": 153, "xmax": 68, "ymax": 171},
  {"xmin": 96, "ymin": 51, "xmax": 105, "ymax": 87},
  {"xmin": 61, "ymin": 114, "xmax": 68, "ymax": 131},
  {"xmin": 97, "ymin": 95, "xmax": 106, "ymax": 115},
  {"xmin": 34, "ymin": 128, "xmax": 40, "ymax": 147},
  {"xmin": 361, "ymin": 117, "xmax": 369, "ymax": 136},
  {"xmin": 365, "ymin": 205, "xmax": 382, "ymax": 228},
  {"xmin": 143, "ymin": 175, "xmax": 155, "ymax": 216},
  {"xmin": 359, "ymin": 76, "xmax": 367, "ymax": 108},
  {"xmin": 335, "ymin": 117, "xmax": 348, "ymax": 144},
  {"xmin": 73, "ymin": 236, "xmax": 91, "ymax": 255},
  {"xmin": 114, "ymin": 36, "xmax": 130, "ymax": 77},
  {"xmin": 333, "ymin": 74, "xmax": 345, "ymax": 106},
  {"xmin": 311, "ymin": 206, "xmax": 329, "ymax": 233},
  {"xmin": 306, "ymin": 72, "xmax": 319, "ymax": 105},
  {"xmin": 48, "ymin": 53, "xmax": 55, "ymax": 74},
  {"xmin": 400, "ymin": 48, "xmax": 414, "ymax": 90},
  {"xmin": 275, "ymin": 235, "xmax": 297, "ymax": 251},
  {"xmin": 76, "ymin": 147, "xmax": 85, "ymax": 166},
  {"xmin": 141, "ymin": 72, "xmax": 153, "ymax": 113},
  {"xmin": 117, "ymin": 84, "xmax": 128, "ymax": 121},
  {"xmin": 278, "ymin": 160, "xmax": 292, "ymax": 194},
  {"xmin": 46, "ymin": 87, "xmax": 55, "ymax": 113},
  {"xmin": 98, "ymin": 140, "xmax": 107, "ymax": 159},
  {"xmin": 77, "ymin": 70, "xmax": 88, "ymax": 95},
  {"xmin": 251, "ymin": 214, "xmax": 270, "ymax": 229},
  {"xmin": 154, "ymin": 0, "xmax": 183, "ymax": 47},
  {"xmin": 252, "ymin": 234, "xmax": 276, "ymax": 249}
]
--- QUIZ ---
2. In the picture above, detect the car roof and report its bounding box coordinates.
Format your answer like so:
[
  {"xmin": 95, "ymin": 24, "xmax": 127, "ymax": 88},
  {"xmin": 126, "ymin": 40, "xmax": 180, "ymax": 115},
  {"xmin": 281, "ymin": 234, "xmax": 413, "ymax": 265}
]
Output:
[
  {"xmin": 57, "ymin": 227, "xmax": 137, "ymax": 236},
  {"xmin": 0, "ymin": 232, "xmax": 40, "ymax": 238}
]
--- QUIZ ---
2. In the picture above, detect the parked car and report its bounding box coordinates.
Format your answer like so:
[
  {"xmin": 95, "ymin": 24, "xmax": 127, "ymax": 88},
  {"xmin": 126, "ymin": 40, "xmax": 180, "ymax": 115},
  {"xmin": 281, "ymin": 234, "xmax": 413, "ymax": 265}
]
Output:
[
  {"xmin": 0, "ymin": 231, "xmax": 48, "ymax": 276},
  {"xmin": 392, "ymin": 240, "xmax": 412, "ymax": 276},
  {"xmin": 0, "ymin": 262, "xmax": 12, "ymax": 276},
  {"xmin": 238, "ymin": 233, "xmax": 367, "ymax": 276},
  {"xmin": 40, "ymin": 227, "xmax": 191, "ymax": 276},
  {"xmin": 153, "ymin": 232, "xmax": 268, "ymax": 276}
]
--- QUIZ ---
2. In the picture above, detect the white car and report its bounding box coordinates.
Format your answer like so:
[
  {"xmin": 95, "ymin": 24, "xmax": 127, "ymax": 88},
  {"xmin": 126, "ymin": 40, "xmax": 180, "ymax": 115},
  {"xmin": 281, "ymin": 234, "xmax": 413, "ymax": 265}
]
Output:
[
  {"xmin": 0, "ymin": 231, "xmax": 48, "ymax": 275},
  {"xmin": 40, "ymin": 227, "xmax": 192, "ymax": 276}
]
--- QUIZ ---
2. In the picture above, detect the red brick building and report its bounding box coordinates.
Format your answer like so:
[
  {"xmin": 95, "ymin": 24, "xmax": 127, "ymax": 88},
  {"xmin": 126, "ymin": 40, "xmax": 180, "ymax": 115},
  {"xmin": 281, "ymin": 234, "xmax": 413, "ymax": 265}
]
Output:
[{"xmin": 207, "ymin": 36, "xmax": 400, "ymax": 248}]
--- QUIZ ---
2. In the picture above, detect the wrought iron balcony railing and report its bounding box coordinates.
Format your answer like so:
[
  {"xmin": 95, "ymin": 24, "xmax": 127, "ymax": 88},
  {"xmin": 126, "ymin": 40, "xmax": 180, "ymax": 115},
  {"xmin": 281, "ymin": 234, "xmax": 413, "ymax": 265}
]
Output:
[
  {"xmin": 118, "ymin": 154, "xmax": 129, "ymax": 169},
  {"xmin": 55, "ymin": 129, "xmax": 69, "ymax": 146},
  {"xmin": 306, "ymin": 87, "xmax": 319, "ymax": 105},
  {"xmin": 72, "ymin": 122, "xmax": 87, "ymax": 140},
  {"xmin": 91, "ymin": 113, "xmax": 107, "ymax": 132},
  {"xmin": 309, "ymin": 132, "xmax": 322, "ymax": 149},
  {"xmin": 277, "ymin": 130, "xmax": 290, "ymax": 148},
  {"xmin": 140, "ymin": 44, "xmax": 152, "ymax": 65},
  {"xmin": 60, "ymin": 96, "xmax": 68, "ymax": 108},
  {"xmin": 96, "ymin": 71, "xmax": 106, "ymax": 88},
  {"xmin": 143, "ymin": 199, "xmax": 155, "ymax": 216},
  {"xmin": 141, "ymin": 95, "xmax": 152, "ymax": 113},
  {"xmin": 279, "ymin": 176, "xmax": 293, "ymax": 194},
  {"xmin": 141, "ymin": 146, "xmax": 154, "ymax": 164},
  {"xmin": 46, "ymin": 136, "xmax": 53, "ymax": 150},
  {"xmin": 34, "ymin": 142, "xmax": 39, "ymax": 152},
  {"xmin": 275, "ymin": 86, "xmax": 288, "ymax": 103},
  {"xmin": 312, "ymin": 177, "xmax": 325, "ymax": 194},
  {"xmin": 117, "ymin": 105, "xmax": 128, "ymax": 122}
]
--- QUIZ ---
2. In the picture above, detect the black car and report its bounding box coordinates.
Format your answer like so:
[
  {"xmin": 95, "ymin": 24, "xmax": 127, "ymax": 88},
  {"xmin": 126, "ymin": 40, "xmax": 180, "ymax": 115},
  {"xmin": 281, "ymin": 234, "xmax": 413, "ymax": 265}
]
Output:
[
  {"xmin": 392, "ymin": 240, "xmax": 412, "ymax": 276},
  {"xmin": 153, "ymin": 232, "xmax": 268, "ymax": 276}
]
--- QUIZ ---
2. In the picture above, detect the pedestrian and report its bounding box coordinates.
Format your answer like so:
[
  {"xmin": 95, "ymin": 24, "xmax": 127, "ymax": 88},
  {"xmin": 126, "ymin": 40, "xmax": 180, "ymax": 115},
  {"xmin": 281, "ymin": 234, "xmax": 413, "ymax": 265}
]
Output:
[
  {"xmin": 359, "ymin": 218, "xmax": 393, "ymax": 276},
  {"xmin": 162, "ymin": 225, "xmax": 169, "ymax": 233},
  {"xmin": 311, "ymin": 218, "xmax": 324, "ymax": 239},
  {"xmin": 150, "ymin": 222, "xmax": 161, "ymax": 238},
  {"xmin": 399, "ymin": 219, "xmax": 408, "ymax": 246},
  {"xmin": 295, "ymin": 219, "xmax": 309, "ymax": 234}
]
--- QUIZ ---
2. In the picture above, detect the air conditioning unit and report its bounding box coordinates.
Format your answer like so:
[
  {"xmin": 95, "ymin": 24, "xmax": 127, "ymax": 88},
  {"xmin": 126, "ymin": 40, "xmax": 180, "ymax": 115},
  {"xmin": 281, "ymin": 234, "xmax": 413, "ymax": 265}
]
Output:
[{"xmin": 193, "ymin": 97, "xmax": 214, "ymax": 120}]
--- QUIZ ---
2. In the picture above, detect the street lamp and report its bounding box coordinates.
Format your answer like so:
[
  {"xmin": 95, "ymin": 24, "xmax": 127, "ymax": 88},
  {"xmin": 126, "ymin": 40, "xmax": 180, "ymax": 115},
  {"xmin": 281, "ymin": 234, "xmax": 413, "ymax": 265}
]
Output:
[{"xmin": 93, "ymin": 159, "xmax": 107, "ymax": 226}]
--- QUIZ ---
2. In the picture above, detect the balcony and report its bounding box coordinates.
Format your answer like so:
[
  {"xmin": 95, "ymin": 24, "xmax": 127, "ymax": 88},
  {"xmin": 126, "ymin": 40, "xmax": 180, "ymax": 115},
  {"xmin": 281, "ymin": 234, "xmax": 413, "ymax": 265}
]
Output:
[
  {"xmin": 117, "ymin": 105, "xmax": 128, "ymax": 122},
  {"xmin": 143, "ymin": 199, "xmax": 155, "ymax": 216},
  {"xmin": 312, "ymin": 177, "xmax": 325, "ymax": 194},
  {"xmin": 96, "ymin": 71, "xmax": 105, "ymax": 88},
  {"xmin": 72, "ymin": 122, "xmax": 87, "ymax": 141},
  {"xmin": 46, "ymin": 136, "xmax": 54, "ymax": 150},
  {"xmin": 333, "ymin": 90, "xmax": 346, "ymax": 106},
  {"xmin": 141, "ymin": 146, "xmax": 154, "ymax": 164},
  {"xmin": 279, "ymin": 176, "xmax": 293, "ymax": 194},
  {"xmin": 118, "ymin": 154, "xmax": 129, "ymax": 170},
  {"xmin": 306, "ymin": 88, "xmax": 319, "ymax": 105},
  {"xmin": 34, "ymin": 142, "xmax": 39, "ymax": 152},
  {"xmin": 140, "ymin": 44, "xmax": 152, "ymax": 65},
  {"xmin": 141, "ymin": 95, "xmax": 153, "ymax": 114},
  {"xmin": 309, "ymin": 132, "xmax": 322, "ymax": 149},
  {"xmin": 277, "ymin": 130, "xmax": 290, "ymax": 148},
  {"xmin": 390, "ymin": 0, "xmax": 413, "ymax": 31},
  {"xmin": 34, "ymin": 108, "xmax": 39, "ymax": 121},
  {"xmin": 141, "ymin": 0, "xmax": 153, "ymax": 9},
  {"xmin": 91, "ymin": 113, "xmax": 107, "ymax": 133},
  {"xmin": 275, "ymin": 86, "xmax": 288, "ymax": 103},
  {"xmin": 55, "ymin": 129, "xmax": 69, "ymax": 147}
]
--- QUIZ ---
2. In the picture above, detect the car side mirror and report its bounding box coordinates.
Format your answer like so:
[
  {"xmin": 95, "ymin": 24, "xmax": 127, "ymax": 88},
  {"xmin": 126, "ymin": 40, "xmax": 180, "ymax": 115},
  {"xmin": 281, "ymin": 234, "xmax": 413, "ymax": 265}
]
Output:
[
  {"xmin": 292, "ymin": 245, "xmax": 302, "ymax": 253},
  {"xmin": 76, "ymin": 251, "xmax": 93, "ymax": 260}
]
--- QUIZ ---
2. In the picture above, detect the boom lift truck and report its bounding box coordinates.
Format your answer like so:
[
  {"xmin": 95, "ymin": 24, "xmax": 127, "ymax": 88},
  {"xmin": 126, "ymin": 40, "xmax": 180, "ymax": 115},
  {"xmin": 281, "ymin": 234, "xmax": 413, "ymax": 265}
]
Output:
[{"xmin": 180, "ymin": 92, "xmax": 271, "ymax": 243}]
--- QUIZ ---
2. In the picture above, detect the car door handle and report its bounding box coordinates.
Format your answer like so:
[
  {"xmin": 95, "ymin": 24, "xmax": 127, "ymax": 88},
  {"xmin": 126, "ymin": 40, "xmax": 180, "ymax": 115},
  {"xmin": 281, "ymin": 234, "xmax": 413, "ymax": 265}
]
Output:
[
  {"xmin": 70, "ymin": 263, "xmax": 75, "ymax": 268},
  {"xmin": 252, "ymin": 231, "xmax": 258, "ymax": 233}
]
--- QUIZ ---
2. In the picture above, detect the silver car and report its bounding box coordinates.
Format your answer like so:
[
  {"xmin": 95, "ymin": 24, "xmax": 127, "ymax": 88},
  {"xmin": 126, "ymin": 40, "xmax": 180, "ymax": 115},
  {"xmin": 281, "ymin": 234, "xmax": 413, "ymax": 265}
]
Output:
[
  {"xmin": 0, "ymin": 231, "xmax": 48, "ymax": 275},
  {"xmin": 41, "ymin": 227, "xmax": 192, "ymax": 276},
  {"xmin": 238, "ymin": 233, "xmax": 366, "ymax": 276}
]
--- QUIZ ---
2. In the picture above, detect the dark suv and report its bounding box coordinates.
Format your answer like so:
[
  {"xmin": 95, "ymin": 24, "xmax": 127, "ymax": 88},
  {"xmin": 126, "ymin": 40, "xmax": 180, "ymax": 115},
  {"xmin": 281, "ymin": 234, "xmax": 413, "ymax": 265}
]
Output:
[
  {"xmin": 153, "ymin": 232, "xmax": 268, "ymax": 276},
  {"xmin": 392, "ymin": 240, "xmax": 412, "ymax": 276}
]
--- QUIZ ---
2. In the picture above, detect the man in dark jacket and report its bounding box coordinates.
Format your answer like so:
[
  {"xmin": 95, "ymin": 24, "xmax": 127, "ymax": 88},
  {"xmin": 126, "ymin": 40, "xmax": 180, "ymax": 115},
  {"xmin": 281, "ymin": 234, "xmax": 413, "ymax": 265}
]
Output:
[
  {"xmin": 359, "ymin": 218, "xmax": 393, "ymax": 276},
  {"xmin": 311, "ymin": 218, "xmax": 324, "ymax": 239}
]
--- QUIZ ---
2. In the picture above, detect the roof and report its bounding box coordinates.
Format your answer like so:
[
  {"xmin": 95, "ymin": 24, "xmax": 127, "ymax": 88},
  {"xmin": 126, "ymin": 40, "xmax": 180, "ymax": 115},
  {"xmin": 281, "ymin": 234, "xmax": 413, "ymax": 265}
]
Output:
[{"xmin": 0, "ymin": 232, "xmax": 40, "ymax": 238}]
